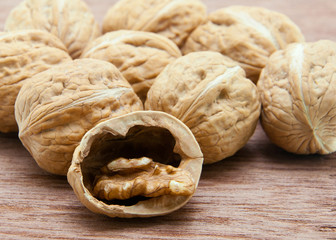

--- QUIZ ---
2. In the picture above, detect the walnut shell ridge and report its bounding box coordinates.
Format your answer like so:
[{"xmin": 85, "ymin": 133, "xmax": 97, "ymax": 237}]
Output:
[
  {"xmin": 102, "ymin": 0, "xmax": 207, "ymax": 48},
  {"xmin": 0, "ymin": 30, "xmax": 71, "ymax": 133},
  {"xmin": 15, "ymin": 59, "xmax": 143, "ymax": 175},
  {"xmin": 81, "ymin": 30, "xmax": 182, "ymax": 102},
  {"xmin": 258, "ymin": 40, "xmax": 336, "ymax": 154},
  {"xmin": 145, "ymin": 51, "xmax": 261, "ymax": 164},
  {"xmin": 182, "ymin": 5, "xmax": 305, "ymax": 82},
  {"xmin": 5, "ymin": 0, "xmax": 101, "ymax": 59}
]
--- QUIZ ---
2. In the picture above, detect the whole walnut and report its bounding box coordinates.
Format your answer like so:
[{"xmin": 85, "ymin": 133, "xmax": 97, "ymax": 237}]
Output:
[
  {"xmin": 182, "ymin": 6, "xmax": 305, "ymax": 83},
  {"xmin": 81, "ymin": 30, "xmax": 182, "ymax": 102},
  {"xmin": 15, "ymin": 59, "xmax": 143, "ymax": 175},
  {"xmin": 258, "ymin": 40, "xmax": 336, "ymax": 155},
  {"xmin": 5, "ymin": 0, "xmax": 101, "ymax": 59},
  {"xmin": 145, "ymin": 51, "xmax": 261, "ymax": 164},
  {"xmin": 0, "ymin": 30, "xmax": 71, "ymax": 133},
  {"xmin": 68, "ymin": 111, "xmax": 203, "ymax": 218},
  {"xmin": 102, "ymin": 0, "xmax": 207, "ymax": 48}
]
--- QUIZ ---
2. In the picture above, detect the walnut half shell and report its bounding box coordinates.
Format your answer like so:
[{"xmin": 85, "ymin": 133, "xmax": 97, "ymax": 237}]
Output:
[{"xmin": 67, "ymin": 111, "xmax": 203, "ymax": 218}]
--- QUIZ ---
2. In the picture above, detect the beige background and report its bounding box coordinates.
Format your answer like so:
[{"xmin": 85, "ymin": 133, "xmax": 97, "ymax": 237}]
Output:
[{"xmin": 0, "ymin": 0, "xmax": 335, "ymax": 239}]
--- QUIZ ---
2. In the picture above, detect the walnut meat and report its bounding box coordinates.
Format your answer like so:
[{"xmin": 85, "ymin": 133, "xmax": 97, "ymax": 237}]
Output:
[
  {"xmin": 182, "ymin": 6, "xmax": 305, "ymax": 82},
  {"xmin": 0, "ymin": 30, "xmax": 71, "ymax": 133},
  {"xmin": 258, "ymin": 40, "xmax": 336, "ymax": 154},
  {"xmin": 102, "ymin": 0, "xmax": 207, "ymax": 48},
  {"xmin": 93, "ymin": 157, "xmax": 195, "ymax": 200},
  {"xmin": 15, "ymin": 59, "xmax": 143, "ymax": 176},
  {"xmin": 145, "ymin": 51, "xmax": 261, "ymax": 164},
  {"xmin": 5, "ymin": 0, "xmax": 101, "ymax": 59},
  {"xmin": 81, "ymin": 30, "xmax": 182, "ymax": 102},
  {"xmin": 67, "ymin": 111, "xmax": 203, "ymax": 218}
]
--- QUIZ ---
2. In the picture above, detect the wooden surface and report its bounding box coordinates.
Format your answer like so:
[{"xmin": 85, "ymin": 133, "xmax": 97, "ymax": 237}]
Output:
[{"xmin": 0, "ymin": 0, "xmax": 336, "ymax": 239}]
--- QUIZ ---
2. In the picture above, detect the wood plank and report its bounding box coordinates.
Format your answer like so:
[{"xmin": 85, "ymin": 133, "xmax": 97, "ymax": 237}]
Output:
[{"xmin": 0, "ymin": 0, "xmax": 335, "ymax": 239}]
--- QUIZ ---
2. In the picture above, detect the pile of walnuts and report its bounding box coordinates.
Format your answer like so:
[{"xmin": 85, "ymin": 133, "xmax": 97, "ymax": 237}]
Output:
[{"xmin": 1, "ymin": 0, "xmax": 335, "ymax": 218}]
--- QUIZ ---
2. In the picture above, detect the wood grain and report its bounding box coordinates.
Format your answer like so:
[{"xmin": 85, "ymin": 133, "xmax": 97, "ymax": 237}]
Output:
[{"xmin": 0, "ymin": 0, "xmax": 336, "ymax": 239}]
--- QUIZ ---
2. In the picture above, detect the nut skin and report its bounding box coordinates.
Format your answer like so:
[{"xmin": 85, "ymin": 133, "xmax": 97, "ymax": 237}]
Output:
[
  {"xmin": 182, "ymin": 5, "xmax": 305, "ymax": 83},
  {"xmin": 145, "ymin": 51, "xmax": 261, "ymax": 164},
  {"xmin": 15, "ymin": 59, "xmax": 143, "ymax": 175},
  {"xmin": 81, "ymin": 30, "xmax": 182, "ymax": 103},
  {"xmin": 102, "ymin": 0, "xmax": 207, "ymax": 48},
  {"xmin": 258, "ymin": 40, "xmax": 336, "ymax": 155},
  {"xmin": 0, "ymin": 30, "xmax": 71, "ymax": 133},
  {"xmin": 5, "ymin": 0, "xmax": 101, "ymax": 59},
  {"xmin": 67, "ymin": 111, "xmax": 203, "ymax": 218}
]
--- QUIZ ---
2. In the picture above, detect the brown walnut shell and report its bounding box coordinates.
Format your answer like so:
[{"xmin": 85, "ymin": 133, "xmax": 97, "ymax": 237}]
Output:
[
  {"xmin": 145, "ymin": 51, "xmax": 261, "ymax": 164},
  {"xmin": 15, "ymin": 59, "xmax": 143, "ymax": 175},
  {"xmin": 102, "ymin": 0, "xmax": 207, "ymax": 48},
  {"xmin": 81, "ymin": 30, "xmax": 182, "ymax": 102},
  {"xmin": 182, "ymin": 5, "xmax": 305, "ymax": 82},
  {"xmin": 5, "ymin": 0, "xmax": 101, "ymax": 59},
  {"xmin": 0, "ymin": 30, "xmax": 71, "ymax": 133},
  {"xmin": 67, "ymin": 110, "xmax": 203, "ymax": 218},
  {"xmin": 258, "ymin": 40, "xmax": 336, "ymax": 154}
]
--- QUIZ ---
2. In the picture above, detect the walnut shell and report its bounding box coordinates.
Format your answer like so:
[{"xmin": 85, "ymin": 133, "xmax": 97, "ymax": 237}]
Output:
[
  {"xmin": 182, "ymin": 6, "xmax": 305, "ymax": 82},
  {"xmin": 145, "ymin": 51, "xmax": 261, "ymax": 164},
  {"xmin": 0, "ymin": 30, "xmax": 71, "ymax": 133},
  {"xmin": 67, "ymin": 110, "xmax": 203, "ymax": 218},
  {"xmin": 102, "ymin": 0, "xmax": 207, "ymax": 48},
  {"xmin": 5, "ymin": 0, "xmax": 101, "ymax": 59},
  {"xmin": 15, "ymin": 59, "xmax": 143, "ymax": 175},
  {"xmin": 258, "ymin": 40, "xmax": 336, "ymax": 154},
  {"xmin": 81, "ymin": 30, "xmax": 182, "ymax": 102}
]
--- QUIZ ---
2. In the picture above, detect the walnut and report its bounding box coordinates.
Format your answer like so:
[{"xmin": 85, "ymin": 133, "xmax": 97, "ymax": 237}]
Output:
[
  {"xmin": 0, "ymin": 30, "xmax": 71, "ymax": 133},
  {"xmin": 81, "ymin": 30, "xmax": 182, "ymax": 102},
  {"xmin": 182, "ymin": 6, "xmax": 305, "ymax": 82},
  {"xmin": 145, "ymin": 51, "xmax": 261, "ymax": 164},
  {"xmin": 67, "ymin": 111, "xmax": 203, "ymax": 218},
  {"xmin": 102, "ymin": 0, "xmax": 207, "ymax": 48},
  {"xmin": 15, "ymin": 59, "xmax": 143, "ymax": 176},
  {"xmin": 4, "ymin": 0, "xmax": 101, "ymax": 59},
  {"xmin": 93, "ymin": 157, "xmax": 194, "ymax": 200},
  {"xmin": 258, "ymin": 40, "xmax": 336, "ymax": 154}
]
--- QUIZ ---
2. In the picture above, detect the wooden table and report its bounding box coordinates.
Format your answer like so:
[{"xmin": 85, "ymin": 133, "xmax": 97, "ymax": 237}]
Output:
[{"xmin": 0, "ymin": 0, "xmax": 335, "ymax": 239}]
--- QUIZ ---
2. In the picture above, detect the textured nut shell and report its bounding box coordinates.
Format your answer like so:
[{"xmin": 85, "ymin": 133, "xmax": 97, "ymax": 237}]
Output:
[
  {"xmin": 102, "ymin": 0, "xmax": 206, "ymax": 47},
  {"xmin": 258, "ymin": 40, "xmax": 336, "ymax": 154},
  {"xmin": 5, "ymin": 0, "xmax": 101, "ymax": 59},
  {"xmin": 0, "ymin": 30, "xmax": 71, "ymax": 133},
  {"xmin": 182, "ymin": 6, "xmax": 305, "ymax": 82},
  {"xmin": 67, "ymin": 110, "xmax": 203, "ymax": 218},
  {"xmin": 15, "ymin": 59, "xmax": 143, "ymax": 175},
  {"xmin": 81, "ymin": 30, "xmax": 182, "ymax": 102},
  {"xmin": 145, "ymin": 51, "xmax": 261, "ymax": 164}
]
